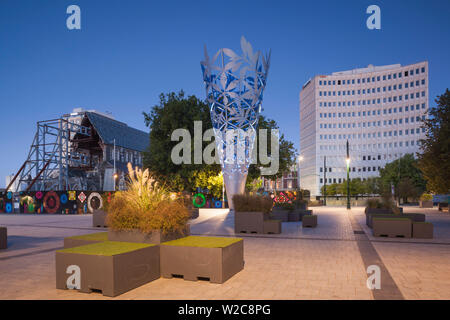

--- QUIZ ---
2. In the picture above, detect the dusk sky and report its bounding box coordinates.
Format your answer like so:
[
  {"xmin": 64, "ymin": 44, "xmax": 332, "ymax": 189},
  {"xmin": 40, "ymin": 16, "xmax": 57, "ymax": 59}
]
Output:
[{"xmin": 0, "ymin": 0, "xmax": 449, "ymax": 187}]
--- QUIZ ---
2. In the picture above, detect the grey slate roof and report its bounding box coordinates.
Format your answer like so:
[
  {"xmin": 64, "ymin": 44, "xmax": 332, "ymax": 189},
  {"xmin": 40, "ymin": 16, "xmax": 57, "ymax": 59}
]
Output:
[{"xmin": 86, "ymin": 112, "xmax": 149, "ymax": 152}]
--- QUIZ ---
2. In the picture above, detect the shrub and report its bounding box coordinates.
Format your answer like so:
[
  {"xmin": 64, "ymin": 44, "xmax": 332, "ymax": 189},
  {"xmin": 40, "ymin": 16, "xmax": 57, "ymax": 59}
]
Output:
[
  {"xmin": 233, "ymin": 194, "xmax": 273, "ymax": 213},
  {"xmin": 273, "ymin": 202, "xmax": 295, "ymax": 212},
  {"xmin": 106, "ymin": 163, "xmax": 189, "ymax": 234},
  {"xmin": 420, "ymin": 193, "xmax": 433, "ymax": 201},
  {"xmin": 366, "ymin": 198, "xmax": 382, "ymax": 208}
]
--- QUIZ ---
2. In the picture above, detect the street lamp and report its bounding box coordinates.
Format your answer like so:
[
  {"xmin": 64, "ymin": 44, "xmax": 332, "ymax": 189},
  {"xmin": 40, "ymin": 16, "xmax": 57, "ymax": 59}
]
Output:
[{"xmin": 346, "ymin": 140, "xmax": 351, "ymax": 210}]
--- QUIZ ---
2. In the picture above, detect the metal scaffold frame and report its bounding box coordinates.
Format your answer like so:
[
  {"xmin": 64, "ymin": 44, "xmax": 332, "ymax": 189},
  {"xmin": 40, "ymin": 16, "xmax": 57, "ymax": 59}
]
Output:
[{"xmin": 10, "ymin": 116, "xmax": 92, "ymax": 192}]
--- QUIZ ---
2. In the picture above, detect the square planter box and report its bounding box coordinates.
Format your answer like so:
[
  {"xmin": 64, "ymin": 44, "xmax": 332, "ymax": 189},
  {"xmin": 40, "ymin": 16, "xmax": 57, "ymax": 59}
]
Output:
[
  {"xmin": 402, "ymin": 213, "xmax": 426, "ymax": 223},
  {"xmin": 302, "ymin": 215, "xmax": 317, "ymax": 228},
  {"xmin": 288, "ymin": 212, "xmax": 301, "ymax": 222},
  {"xmin": 298, "ymin": 210, "xmax": 313, "ymax": 221},
  {"xmin": 56, "ymin": 241, "xmax": 160, "ymax": 297},
  {"xmin": 263, "ymin": 219, "xmax": 281, "ymax": 234},
  {"xmin": 270, "ymin": 209, "xmax": 289, "ymax": 222},
  {"xmin": 419, "ymin": 201, "xmax": 433, "ymax": 208},
  {"xmin": 372, "ymin": 218, "xmax": 411, "ymax": 238},
  {"xmin": 0, "ymin": 227, "xmax": 6, "ymax": 249},
  {"xmin": 438, "ymin": 203, "xmax": 448, "ymax": 211},
  {"xmin": 160, "ymin": 236, "xmax": 244, "ymax": 284},
  {"xmin": 92, "ymin": 210, "xmax": 108, "ymax": 228},
  {"xmin": 367, "ymin": 213, "xmax": 396, "ymax": 228},
  {"xmin": 64, "ymin": 232, "xmax": 108, "ymax": 249},
  {"xmin": 365, "ymin": 207, "xmax": 393, "ymax": 215},
  {"xmin": 234, "ymin": 211, "xmax": 265, "ymax": 233},
  {"xmin": 413, "ymin": 222, "xmax": 433, "ymax": 239},
  {"xmin": 108, "ymin": 224, "xmax": 190, "ymax": 244}
]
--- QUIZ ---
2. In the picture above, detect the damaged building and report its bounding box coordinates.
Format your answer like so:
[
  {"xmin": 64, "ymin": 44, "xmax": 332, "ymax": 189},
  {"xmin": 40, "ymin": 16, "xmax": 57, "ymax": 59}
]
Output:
[{"xmin": 8, "ymin": 108, "xmax": 149, "ymax": 192}]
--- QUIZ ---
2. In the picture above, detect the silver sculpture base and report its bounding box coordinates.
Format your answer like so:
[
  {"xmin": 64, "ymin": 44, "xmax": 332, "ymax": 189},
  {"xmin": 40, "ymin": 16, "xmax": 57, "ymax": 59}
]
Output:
[{"xmin": 223, "ymin": 164, "xmax": 248, "ymax": 210}]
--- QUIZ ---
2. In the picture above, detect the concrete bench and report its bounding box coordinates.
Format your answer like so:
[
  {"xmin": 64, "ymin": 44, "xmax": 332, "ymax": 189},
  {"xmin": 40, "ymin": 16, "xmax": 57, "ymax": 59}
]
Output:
[
  {"xmin": 64, "ymin": 232, "xmax": 108, "ymax": 249},
  {"xmin": 56, "ymin": 241, "xmax": 160, "ymax": 297},
  {"xmin": 160, "ymin": 236, "xmax": 244, "ymax": 284},
  {"xmin": 412, "ymin": 222, "xmax": 433, "ymax": 239},
  {"xmin": 0, "ymin": 227, "xmax": 7, "ymax": 249},
  {"xmin": 302, "ymin": 215, "xmax": 317, "ymax": 228},
  {"xmin": 92, "ymin": 210, "xmax": 108, "ymax": 228},
  {"xmin": 263, "ymin": 219, "xmax": 281, "ymax": 234}
]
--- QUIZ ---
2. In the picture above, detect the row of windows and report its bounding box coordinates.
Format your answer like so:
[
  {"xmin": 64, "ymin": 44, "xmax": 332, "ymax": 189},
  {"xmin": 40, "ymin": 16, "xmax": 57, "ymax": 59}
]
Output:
[
  {"xmin": 319, "ymin": 140, "xmax": 420, "ymax": 152},
  {"xmin": 319, "ymin": 128, "xmax": 425, "ymax": 140},
  {"xmin": 318, "ymin": 67, "xmax": 426, "ymax": 86},
  {"xmin": 320, "ymin": 117, "xmax": 425, "ymax": 130},
  {"xmin": 319, "ymin": 112, "xmax": 426, "ymax": 123},
  {"xmin": 110, "ymin": 148, "xmax": 142, "ymax": 165},
  {"xmin": 319, "ymin": 91, "xmax": 426, "ymax": 105},
  {"xmin": 320, "ymin": 103, "xmax": 426, "ymax": 115},
  {"xmin": 319, "ymin": 79, "xmax": 426, "ymax": 97},
  {"xmin": 320, "ymin": 169, "xmax": 380, "ymax": 184}
]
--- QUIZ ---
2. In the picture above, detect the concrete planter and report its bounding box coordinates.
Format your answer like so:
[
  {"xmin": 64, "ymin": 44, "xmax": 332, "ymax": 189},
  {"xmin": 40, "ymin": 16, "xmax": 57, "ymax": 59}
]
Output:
[
  {"xmin": 189, "ymin": 208, "xmax": 199, "ymax": 220},
  {"xmin": 271, "ymin": 208, "xmax": 289, "ymax": 222},
  {"xmin": 419, "ymin": 201, "xmax": 433, "ymax": 208},
  {"xmin": 160, "ymin": 236, "xmax": 244, "ymax": 284},
  {"xmin": 402, "ymin": 213, "xmax": 426, "ymax": 223},
  {"xmin": 0, "ymin": 227, "xmax": 7, "ymax": 249},
  {"xmin": 92, "ymin": 210, "xmax": 108, "ymax": 228},
  {"xmin": 108, "ymin": 224, "xmax": 190, "ymax": 244},
  {"xmin": 64, "ymin": 232, "xmax": 108, "ymax": 249},
  {"xmin": 365, "ymin": 207, "xmax": 393, "ymax": 215},
  {"xmin": 302, "ymin": 215, "xmax": 317, "ymax": 228},
  {"xmin": 234, "ymin": 211, "xmax": 265, "ymax": 233},
  {"xmin": 438, "ymin": 203, "xmax": 448, "ymax": 211},
  {"xmin": 288, "ymin": 211, "xmax": 301, "ymax": 222},
  {"xmin": 366, "ymin": 213, "xmax": 395, "ymax": 228},
  {"xmin": 372, "ymin": 218, "xmax": 411, "ymax": 238},
  {"xmin": 412, "ymin": 222, "xmax": 433, "ymax": 238},
  {"xmin": 263, "ymin": 219, "xmax": 281, "ymax": 234},
  {"xmin": 298, "ymin": 210, "xmax": 313, "ymax": 221},
  {"xmin": 56, "ymin": 242, "xmax": 160, "ymax": 297}
]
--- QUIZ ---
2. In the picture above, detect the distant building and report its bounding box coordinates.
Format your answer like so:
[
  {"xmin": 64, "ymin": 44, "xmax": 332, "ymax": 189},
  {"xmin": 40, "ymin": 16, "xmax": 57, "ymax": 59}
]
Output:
[
  {"xmin": 299, "ymin": 62, "xmax": 428, "ymax": 197},
  {"xmin": 261, "ymin": 165, "xmax": 299, "ymax": 192}
]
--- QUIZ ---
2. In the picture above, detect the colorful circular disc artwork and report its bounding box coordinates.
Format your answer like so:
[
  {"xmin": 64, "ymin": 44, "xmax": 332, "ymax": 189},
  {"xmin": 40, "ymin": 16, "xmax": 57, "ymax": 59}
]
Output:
[
  {"xmin": 60, "ymin": 193, "xmax": 68, "ymax": 204},
  {"xmin": 87, "ymin": 192, "xmax": 103, "ymax": 213},
  {"xmin": 36, "ymin": 191, "xmax": 43, "ymax": 200},
  {"xmin": 5, "ymin": 202, "xmax": 12, "ymax": 213},
  {"xmin": 192, "ymin": 193, "xmax": 206, "ymax": 208},
  {"xmin": 43, "ymin": 191, "xmax": 60, "ymax": 214},
  {"xmin": 214, "ymin": 200, "xmax": 222, "ymax": 208},
  {"xmin": 6, "ymin": 191, "xmax": 12, "ymax": 200}
]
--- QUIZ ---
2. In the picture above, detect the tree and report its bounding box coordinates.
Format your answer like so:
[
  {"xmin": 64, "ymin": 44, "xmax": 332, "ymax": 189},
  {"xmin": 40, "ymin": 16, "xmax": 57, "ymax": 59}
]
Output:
[
  {"xmin": 143, "ymin": 90, "xmax": 296, "ymax": 192},
  {"xmin": 379, "ymin": 153, "xmax": 427, "ymax": 202},
  {"xmin": 143, "ymin": 91, "xmax": 220, "ymax": 192},
  {"xmin": 418, "ymin": 89, "xmax": 450, "ymax": 194},
  {"xmin": 247, "ymin": 116, "xmax": 297, "ymax": 183}
]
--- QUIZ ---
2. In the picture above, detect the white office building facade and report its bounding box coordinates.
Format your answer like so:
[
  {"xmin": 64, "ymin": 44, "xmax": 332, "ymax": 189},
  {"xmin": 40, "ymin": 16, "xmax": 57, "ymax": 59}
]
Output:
[{"xmin": 299, "ymin": 62, "xmax": 428, "ymax": 197}]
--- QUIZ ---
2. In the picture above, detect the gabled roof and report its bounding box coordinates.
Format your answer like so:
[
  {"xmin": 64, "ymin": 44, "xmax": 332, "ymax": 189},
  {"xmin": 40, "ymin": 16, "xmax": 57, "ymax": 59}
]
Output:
[{"xmin": 85, "ymin": 112, "xmax": 149, "ymax": 152}]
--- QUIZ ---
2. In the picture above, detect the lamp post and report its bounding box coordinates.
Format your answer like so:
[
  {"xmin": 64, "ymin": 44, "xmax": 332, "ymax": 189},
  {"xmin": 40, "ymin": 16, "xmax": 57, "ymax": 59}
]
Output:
[
  {"xmin": 323, "ymin": 156, "xmax": 327, "ymax": 206},
  {"xmin": 113, "ymin": 138, "xmax": 116, "ymax": 191},
  {"xmin": 346, "ymin": 140, "xmax": 351, "ymax": 210}
]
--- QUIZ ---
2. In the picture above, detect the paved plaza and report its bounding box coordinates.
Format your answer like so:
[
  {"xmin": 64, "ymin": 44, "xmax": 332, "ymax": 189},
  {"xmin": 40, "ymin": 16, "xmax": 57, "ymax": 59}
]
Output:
[{"xmin": 0, "ymin": 206, "xmax": 449, "ymax": 300}]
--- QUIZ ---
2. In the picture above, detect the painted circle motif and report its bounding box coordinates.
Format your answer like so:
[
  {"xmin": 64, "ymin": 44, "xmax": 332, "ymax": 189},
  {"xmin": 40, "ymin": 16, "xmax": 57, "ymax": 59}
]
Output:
[
  {"xmin": 214, "ymin": 200, "xmax": 222, "ymax": 208},
  {"xmin": 5, "ymin": 203, "xmax": 12, "ymax": 213},
  {"xmin": 192, "ymin": 193, "xmax": 206, "ymax": 208},
  {"xmin": 35, "ymin": 191, "xmax": 43, "ymax": 200},
  {"xmin": 68, "ymin": 191, "xmax": 76, "ymax": 201},
  {"xmin": 43, "ymin": 191, "xmax": 60, "ymax": 214},
  {"xmin": 87, "ymin": 192, "xmax": 103, "ymax": 213},
  {"xmin": 6, "ymin": 191, "xmax": 12, "ymax": 200},
  {"xmin": 60, "ymin": 194, "xmax": 68, "ymax": 204}
]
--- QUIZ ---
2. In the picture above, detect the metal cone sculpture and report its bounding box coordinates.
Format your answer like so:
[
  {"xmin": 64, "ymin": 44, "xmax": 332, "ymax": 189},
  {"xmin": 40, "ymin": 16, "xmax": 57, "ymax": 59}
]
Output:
[{"xmin": 201, "ymin": 36, "xmax": 270, "ymax": 209}]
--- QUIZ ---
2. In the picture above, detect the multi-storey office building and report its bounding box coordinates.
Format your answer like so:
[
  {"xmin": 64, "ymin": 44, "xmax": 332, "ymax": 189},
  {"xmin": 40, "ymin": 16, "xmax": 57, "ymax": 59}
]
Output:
[{"xmin": 299, "ymin": 62, "xmax": 428, "ymax": 197}]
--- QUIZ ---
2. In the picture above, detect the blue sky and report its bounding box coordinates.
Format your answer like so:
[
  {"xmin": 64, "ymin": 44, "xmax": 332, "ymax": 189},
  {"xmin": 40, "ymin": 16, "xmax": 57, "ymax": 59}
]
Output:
[{"xmin": 0, "ymin": 0, "xmax": 449, "ymax": 187}]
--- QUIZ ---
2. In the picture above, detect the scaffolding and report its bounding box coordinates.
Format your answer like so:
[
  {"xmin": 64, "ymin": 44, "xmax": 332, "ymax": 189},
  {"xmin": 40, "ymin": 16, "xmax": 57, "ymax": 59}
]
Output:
[{"xmin": 7, "ymin": 116, "xmax": 92, "ymax": 192}]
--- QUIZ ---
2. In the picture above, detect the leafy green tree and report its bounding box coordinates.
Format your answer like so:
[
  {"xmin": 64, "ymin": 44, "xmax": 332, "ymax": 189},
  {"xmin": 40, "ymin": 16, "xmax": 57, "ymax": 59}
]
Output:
[
  {"xmin": 379, "ymin": 153, "xmax": 426, "ymax": 201},
  {"xmin": 418, "ymin": 89, "xmax": 450, "ymax": 194},
  {"xmin": 143, "ymin": 90, "xmax": 296, "ymax": 192}
]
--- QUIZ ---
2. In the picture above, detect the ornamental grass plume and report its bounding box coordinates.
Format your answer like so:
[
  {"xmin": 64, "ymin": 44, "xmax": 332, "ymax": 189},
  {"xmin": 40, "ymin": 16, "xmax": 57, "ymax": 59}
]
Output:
[{"xmin": 107, "ymin": 163, "xmax": 190, "ymax": 234}]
